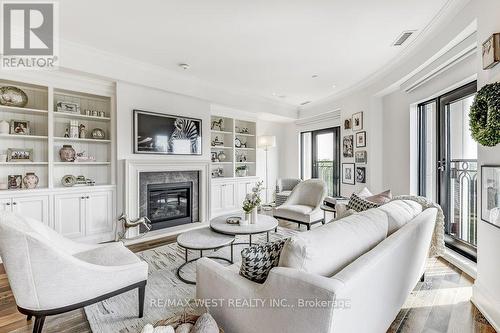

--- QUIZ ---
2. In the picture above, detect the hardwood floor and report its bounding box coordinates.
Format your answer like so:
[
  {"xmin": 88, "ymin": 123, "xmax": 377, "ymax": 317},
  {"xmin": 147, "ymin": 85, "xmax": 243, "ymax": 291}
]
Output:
[{"xmin": 0, "ymin": 228, "xmax": 496, "ymax": 333}]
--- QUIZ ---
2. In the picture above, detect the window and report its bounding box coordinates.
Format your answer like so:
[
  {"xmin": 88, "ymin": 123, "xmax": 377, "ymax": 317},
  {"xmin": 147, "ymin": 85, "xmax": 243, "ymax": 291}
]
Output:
[{"xmin": 300, "ymin": 127, "xmax": 340, "ymax": 196}]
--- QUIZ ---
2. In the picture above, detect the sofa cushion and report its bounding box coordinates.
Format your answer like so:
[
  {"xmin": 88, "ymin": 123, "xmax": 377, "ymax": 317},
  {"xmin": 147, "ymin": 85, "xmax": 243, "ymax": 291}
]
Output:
[
  {"xmin": 378, "ymin": 200, "xmax": 423, "ymax": 234},
  {"xmin": 347, "ymin": 193, "xmax": 380, "ymax": 212},
  {"xmin": 274, "ymin": 204, "xmax": 322, "ymax": 223},
  {"xmin": 240, "ymin": 239, "xmax": 287, "ymax": 283},
  {"xmin": 278, "ymin": 208, "xmax": 389, "ymax": 277},
  {"xmin": 366, "ymin": 190, "xmax": 392, "ymax": 204}
]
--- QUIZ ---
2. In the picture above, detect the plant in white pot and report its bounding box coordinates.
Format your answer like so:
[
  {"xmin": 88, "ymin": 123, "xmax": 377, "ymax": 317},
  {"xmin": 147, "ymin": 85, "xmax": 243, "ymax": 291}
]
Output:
[{"xmin": 242, "ymin": 181, "xmax": 264, "ymax": 224}]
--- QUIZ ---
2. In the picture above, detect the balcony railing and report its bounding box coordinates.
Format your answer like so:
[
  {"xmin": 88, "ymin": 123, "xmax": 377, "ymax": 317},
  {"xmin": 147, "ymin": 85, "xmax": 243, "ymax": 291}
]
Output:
[
  {"xmin": 449, "ymin": 159, "xmax": 477, "ymax": 246},
  {"xmin": 316, "ymin": 160, "xmax": 335, "ymax": 196}
]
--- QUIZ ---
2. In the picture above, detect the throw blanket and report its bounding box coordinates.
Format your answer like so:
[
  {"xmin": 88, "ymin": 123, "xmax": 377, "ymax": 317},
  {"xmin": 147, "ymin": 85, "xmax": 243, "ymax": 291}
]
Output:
[{"xmin": 391, "ymin": 195, "xmax": 445, "ymax": 257}]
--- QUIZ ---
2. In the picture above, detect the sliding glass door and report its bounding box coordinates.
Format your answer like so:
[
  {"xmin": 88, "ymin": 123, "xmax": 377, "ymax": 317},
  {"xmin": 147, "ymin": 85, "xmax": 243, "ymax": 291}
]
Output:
[
  {"xmin": 301, "ymin": 127, "xmax": 340, "ymax": 196},
  {"xmin": 418, "ymin": 81, "xmax": 478, "ymax": 260}
]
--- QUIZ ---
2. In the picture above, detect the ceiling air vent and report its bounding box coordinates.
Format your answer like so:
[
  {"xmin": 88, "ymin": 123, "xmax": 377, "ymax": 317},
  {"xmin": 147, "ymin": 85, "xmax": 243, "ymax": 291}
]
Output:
[
  {"xmin": 393, "ymin": 30, "xmax": 416, "ymax": 46},
  {"xmin": 300, "ymin": 101, "xmax": 311, "ymax": 106}
]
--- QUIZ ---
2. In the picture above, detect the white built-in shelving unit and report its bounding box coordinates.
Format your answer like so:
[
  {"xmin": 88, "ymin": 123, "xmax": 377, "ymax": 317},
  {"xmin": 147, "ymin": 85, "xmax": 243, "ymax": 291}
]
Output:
[
  {"xmin": 210, "ymin": 115, "xmax": 257, "ymax": 179},
  {"xmin": 0, "ymin": 78, "xmax": 114, "ymax": 191}
]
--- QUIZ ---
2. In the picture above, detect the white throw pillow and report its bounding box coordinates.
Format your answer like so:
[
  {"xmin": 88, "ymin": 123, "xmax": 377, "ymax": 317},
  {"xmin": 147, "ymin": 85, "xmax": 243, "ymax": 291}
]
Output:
[
  {"xmin": 279, "ymin": 208, "xmax": 389, "ymax": 277},
  {"xmin": 378, "ymin": 200, "xmax": 423, "ymax": 234}
]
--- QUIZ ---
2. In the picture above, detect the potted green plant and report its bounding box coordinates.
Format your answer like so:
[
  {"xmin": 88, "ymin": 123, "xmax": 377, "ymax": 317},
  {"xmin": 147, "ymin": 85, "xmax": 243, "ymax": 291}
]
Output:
[{"xmin": 235, "ymin": 165, "xmax": 248, "ymax": 177}]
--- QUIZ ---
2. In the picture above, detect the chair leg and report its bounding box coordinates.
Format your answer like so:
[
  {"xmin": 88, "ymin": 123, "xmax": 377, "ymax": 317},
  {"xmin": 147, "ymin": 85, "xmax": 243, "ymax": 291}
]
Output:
[
  {"xmin": 420, "ymin": 273, "xmax": 425, "ymax": 282},
  {"xmin": 33, "ymin": 316, "xmax": 45, "ymax": 333},
  {"xmin": 27, "ymin": 314, "xmax": 32, "ymax": 321},
  {"xmin": 138, "ymin": 284, "xmax": 146, "ymax": 318},
  {"xmin": 307, "ymin": 224, "xmax": 311, "ymax": 230}
]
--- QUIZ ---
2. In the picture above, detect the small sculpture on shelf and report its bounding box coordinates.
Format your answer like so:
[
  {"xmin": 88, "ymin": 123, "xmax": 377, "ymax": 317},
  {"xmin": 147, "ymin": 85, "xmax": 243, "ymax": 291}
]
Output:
[
  {"xmin": 211, "ymin": 118, "xmax": 224, "ymax": 131},
  {"xmin": 0, "ymin": 86, "xmax": 28, "ymax": 107},
  {"xmin": 236, "ymin": 126, "xmax": 249, "ymax": 134},
  {"xmin": 75, "ymin": 150, "xmax": 95, "ymax": 162},
  {"xmin": 115, "ymin": 213, "xmax": 152, "ymax": 242},
  {"xmin": 236, "ymin": 152, "xmax": 247, "ymax": 162},
  {"xmin": 211, "ymin": 167, "xmax": 224, "ymax": 178},
  {"xmin": 64, "ymin": 128, "xmax": 70, "ymax": 138},
  {"xmin": 211, "ymin": 136, "xmax": 223, "ymax": 146},
  {"xmin": 78, "ymin": 124, "xmax": 87, "ymax": 139}
]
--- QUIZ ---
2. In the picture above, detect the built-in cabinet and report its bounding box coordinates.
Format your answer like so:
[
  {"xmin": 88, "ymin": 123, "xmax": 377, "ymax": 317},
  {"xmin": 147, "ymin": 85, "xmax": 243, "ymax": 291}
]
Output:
[
  {"xmin": 0, "ymin": 194, "xmax": 50, "ymax": 224},
  {"xmin": 211, "ymin": 177, "xmax": 259, "ymax": 218}
]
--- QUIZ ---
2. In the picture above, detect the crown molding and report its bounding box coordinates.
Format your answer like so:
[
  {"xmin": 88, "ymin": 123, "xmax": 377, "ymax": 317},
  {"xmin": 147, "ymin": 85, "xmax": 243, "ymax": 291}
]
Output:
[{"xmin": 295, "ymin": 109, "xmax": 341, "ymax": 126}]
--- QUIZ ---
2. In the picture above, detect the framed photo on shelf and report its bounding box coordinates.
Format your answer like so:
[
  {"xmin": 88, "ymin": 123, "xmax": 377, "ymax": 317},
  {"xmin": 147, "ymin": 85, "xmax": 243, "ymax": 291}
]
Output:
[
  {"xmin": 8, "ymin": 175, "xmax": 22, "ymax": 189},
  {"xmin": 481, "ymin": 165, "xmax": 500, "ymax": 228},
  {"xmin": 343, "ymin": 135, "xmax": 354, "ymax": 157},
  {"xmin": 356, "ymin": 131, "xmax": 366, "ymax": 148},
  {"xmin": 7, "ymin": 148, "xmax": 33, "ymax": 162},
  {"xmin": 352, "ymin": 112, "xmax": 363, "ymax": 131},
  {"xmin": 356, "ymin": 166, "xmax": 366, "ymax": 183},
  {"xmin": 56, "ymin": 101, "xmax": 80, "ymax": 114},
  {"xmin": 342, "ymin": 163, "xmax": 355, "ymax": 185},
  {"xmin": 10, "ymin": 120, "xmax": 30, "ymax": 135},
  {"xmin": 133, "ymin": 109, "xmax": 202, "ymax": 155}
]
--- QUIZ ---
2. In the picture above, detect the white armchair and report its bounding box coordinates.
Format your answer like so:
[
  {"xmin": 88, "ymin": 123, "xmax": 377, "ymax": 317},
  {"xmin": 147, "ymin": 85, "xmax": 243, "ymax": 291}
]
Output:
[
  {"xmin": 275, "ymin": 178, "xmax": 302, "ymax": 206},
  {"xmin": 0, "ymin": 212, "xmax": 148, "ymax": 333},
  {"xmin": 273, "ymin": 179, "xmax": 327, "ymax": 230}
]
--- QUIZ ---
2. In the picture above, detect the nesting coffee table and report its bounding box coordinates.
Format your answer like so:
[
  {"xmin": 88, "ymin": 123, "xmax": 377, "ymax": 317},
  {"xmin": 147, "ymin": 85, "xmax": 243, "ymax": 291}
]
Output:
[
  {"xmin": 176, "ymin": 213, "xmax": 279, "ymax": 284},
  {"xmin": 210, "ymin": 213, "xmax": 279, "ymax": 246}
]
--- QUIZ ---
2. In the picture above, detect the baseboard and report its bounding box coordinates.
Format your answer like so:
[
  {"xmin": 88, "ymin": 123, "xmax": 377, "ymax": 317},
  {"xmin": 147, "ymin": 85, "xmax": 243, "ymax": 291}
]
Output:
[
  {"xmin": 441, "ymin": 248, "xmax": 477, "ymax": 279},
  {"xmin": 472, "ymin": 283, "xmax": 500, "ymax": 332}
]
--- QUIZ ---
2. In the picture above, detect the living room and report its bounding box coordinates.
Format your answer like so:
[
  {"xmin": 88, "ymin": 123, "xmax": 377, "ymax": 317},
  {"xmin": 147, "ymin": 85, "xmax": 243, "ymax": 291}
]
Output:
[{"xmin": 0, "ymin": 0, "xmax": 499, "ymax": 332}]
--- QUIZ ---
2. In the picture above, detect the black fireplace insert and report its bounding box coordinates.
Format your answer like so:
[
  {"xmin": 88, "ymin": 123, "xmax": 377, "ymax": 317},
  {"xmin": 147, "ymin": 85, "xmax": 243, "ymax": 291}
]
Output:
[{"xmin": 146, "ymin": 181, "xmax": 193, "ymax": 230}]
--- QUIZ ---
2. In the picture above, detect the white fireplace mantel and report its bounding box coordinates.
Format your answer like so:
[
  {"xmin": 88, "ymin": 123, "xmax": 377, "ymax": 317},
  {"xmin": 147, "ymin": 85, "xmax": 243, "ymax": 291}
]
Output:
[{"xmin": 124, "ymin": 159, "xmax": 210, "ymax": 237}]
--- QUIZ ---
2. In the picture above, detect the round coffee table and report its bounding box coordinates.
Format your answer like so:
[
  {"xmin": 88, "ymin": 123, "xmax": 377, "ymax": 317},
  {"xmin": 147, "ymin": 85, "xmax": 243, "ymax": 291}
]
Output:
[
  {"xmin": 176, "ymin": 227, "xmax": 235, "ymax": 285},
  {"xmin": 210, "ymin": 213, "xmax": 279, "ymax": 246}
]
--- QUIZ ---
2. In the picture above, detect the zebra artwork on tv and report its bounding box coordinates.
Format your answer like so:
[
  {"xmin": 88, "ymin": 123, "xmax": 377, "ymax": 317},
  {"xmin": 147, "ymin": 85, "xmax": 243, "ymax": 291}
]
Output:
[{"xmin": 133, "ymin": 110, "xmax": 202, "ymax": 155}]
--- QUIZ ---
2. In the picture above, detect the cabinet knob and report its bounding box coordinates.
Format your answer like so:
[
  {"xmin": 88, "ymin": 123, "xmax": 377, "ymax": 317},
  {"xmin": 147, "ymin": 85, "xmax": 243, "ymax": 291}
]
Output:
[
  {"xmin": 6, "ymin": 202, "xmax": 10, "ymax": 206},
  {"xmin": 81, "ymin": 196, "xmax": 86, "ymax": 199},
  {"xmin": 86, "ymin": 196, "xmax": 90, "ymax": 199},
  {"xmin": 12, "ymin": 202, "xmax": 17, "ymax": 205}
]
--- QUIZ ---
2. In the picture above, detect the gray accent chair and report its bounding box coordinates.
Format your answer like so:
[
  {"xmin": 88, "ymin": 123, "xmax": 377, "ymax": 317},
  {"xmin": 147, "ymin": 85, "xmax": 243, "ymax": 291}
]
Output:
[
  {"xmin": 275, "ymin": 178, "xmax": 302, "ymax": 206},
  {"xmin": 273, "ymin": 179, "xmax": 327, "ymax": 230}
]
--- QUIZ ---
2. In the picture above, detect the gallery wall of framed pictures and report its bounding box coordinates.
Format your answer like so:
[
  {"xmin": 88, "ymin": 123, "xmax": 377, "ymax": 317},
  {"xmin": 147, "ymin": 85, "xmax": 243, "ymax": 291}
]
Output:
[
  {"xmin": 342, "ymin": 111, "xmax": 367, "ymax": 185},
  {"xmin": 481, "ymin": 165, "xmax": 500, "ymax": 229}
]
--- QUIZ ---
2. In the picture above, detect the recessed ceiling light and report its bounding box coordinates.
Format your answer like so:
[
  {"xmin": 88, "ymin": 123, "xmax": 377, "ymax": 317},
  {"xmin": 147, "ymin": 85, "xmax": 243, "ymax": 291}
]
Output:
[
  {"xmin": 300, "ymin": 101, "xmax": 312, "ymax": 106},
  {"xmin": 332, "ymin": 84, "xmax": 337, "ymax": 89},
  {"xmin": 178, "ymin": 63, "xmax": 190, "ymax": 70},
  {"xmin": 312, "ymin": 74, "xmax": 319, "ymax": 78}
]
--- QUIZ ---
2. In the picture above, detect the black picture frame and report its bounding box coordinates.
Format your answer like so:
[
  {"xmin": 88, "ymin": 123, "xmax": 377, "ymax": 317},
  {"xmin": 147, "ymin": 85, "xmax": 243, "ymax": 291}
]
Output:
[
  {"xmin": 133, "ymin": 109, "xmax": 202, "ymax": 155},
  {"xmin": 481, "ymin": 165, "xmax": 500, "ymax": 230},
  {"xmin": 356, "ymin": 131, "xmax": 366, "ymax": 148},
  {"xmin": 342, "ymin": 163, "xmax": 355, "ymax": 185}
]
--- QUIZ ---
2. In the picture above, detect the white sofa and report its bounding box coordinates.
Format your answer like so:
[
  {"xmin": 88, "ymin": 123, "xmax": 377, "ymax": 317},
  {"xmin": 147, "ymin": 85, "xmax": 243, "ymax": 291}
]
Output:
[
  {"xmin": 197, "ymin": 200, "xmax": 437, "ymax": 333},
  {"xmin": 0, "ymin": 212, "xmax": 148, "ymax": 333}
]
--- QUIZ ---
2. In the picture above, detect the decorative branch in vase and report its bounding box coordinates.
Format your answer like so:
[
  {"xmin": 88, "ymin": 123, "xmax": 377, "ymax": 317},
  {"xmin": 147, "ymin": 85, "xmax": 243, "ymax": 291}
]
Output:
[{"xmin": 242, "ymin": 181, "xmax": 264, "ymax": 224}]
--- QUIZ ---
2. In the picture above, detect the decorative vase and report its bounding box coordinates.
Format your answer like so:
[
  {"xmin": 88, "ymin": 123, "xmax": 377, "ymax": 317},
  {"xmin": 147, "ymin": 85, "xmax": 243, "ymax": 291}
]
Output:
[
  {"xmin": 217, "ymin": 151, "xmax": 226, "ymax": 162},
  {"xmin": 59, "ymin": 145, "xmax": 76, "ymax": 162},
  {"xmin": 250, "ymin": 208, "xmax": 258, "ymax": 224},
  {"xmin": 0, "ymin": 120, "xmax": 9, "ymax": 134},
  {"xmin": 241, "ymin": 214, "xmax": 250, "ymax": 225},
  {"xmin": 0, "ymin": 86, "xmax": 28, "ymax": 107},
  {"xmin": 22, "ymin": 172, "xmax": 39, "ymax": 189}
]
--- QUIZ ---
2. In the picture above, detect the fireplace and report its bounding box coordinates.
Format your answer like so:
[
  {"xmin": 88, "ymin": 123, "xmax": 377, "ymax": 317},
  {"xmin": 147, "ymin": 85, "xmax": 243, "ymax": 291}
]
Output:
[{"xmin": 146, "ymin": 182, "xmax": 193, "ymax": 230}]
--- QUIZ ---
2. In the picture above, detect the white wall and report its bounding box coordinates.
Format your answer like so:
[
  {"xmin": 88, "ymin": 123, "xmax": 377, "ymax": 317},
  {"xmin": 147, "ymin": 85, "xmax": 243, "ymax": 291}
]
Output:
[
  {"xmin": 115, "ymin": 81, "xmax": 212, "ymax": 215},
  {"xmin": 472, "ymin": 0, "xmax": 500, "ymax": 329}
]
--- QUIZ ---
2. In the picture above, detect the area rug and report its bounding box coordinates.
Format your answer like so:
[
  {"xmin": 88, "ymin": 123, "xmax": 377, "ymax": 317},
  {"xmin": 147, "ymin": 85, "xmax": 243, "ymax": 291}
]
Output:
[{"xmin": 84, "ymin": 227, "xmax": 298, "ymax": 333}]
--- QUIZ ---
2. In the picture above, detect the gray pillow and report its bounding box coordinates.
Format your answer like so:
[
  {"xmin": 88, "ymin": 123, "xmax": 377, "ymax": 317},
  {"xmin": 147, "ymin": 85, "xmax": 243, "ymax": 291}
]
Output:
[{"xmin": 239, "ymin": 238, "xmax": 287, "ymax": 283}]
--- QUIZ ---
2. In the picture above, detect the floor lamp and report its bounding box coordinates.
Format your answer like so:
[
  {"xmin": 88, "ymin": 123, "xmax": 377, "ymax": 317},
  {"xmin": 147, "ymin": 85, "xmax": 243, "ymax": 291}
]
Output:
[{"xmin": 257, "ymin": 135, "xmax": 276, "ymax": 209}]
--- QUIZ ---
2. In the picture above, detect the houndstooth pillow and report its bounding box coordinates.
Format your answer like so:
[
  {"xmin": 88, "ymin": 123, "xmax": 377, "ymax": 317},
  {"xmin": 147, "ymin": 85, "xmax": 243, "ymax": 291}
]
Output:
[
  {"xmin": 347, "ymin": 193, "xmax": 379, "ymax": 212},
  {"xmin": 239, "ymin": 238, "xmax": 287, "ymax": 283}
]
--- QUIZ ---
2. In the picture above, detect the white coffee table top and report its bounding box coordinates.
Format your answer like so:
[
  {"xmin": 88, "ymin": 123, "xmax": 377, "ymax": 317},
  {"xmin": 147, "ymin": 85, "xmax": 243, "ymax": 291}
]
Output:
[
  {"xmin": 177, "ymin": 227, "xmax": 235, "ymax": 250},
  {"xmin": 210, "ymin": 213, "xmax": 279, "ymax": 235}
]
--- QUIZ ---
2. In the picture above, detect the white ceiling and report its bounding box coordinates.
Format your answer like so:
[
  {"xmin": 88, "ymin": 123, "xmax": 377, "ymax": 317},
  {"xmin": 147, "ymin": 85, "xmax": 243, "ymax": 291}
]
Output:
[{"xmin": 60, "ymin": 0, "xmax": 449, "ymax": 106}]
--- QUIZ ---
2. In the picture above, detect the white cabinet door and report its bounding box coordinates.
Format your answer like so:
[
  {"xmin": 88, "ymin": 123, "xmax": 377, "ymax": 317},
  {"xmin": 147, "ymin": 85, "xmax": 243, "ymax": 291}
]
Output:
[
  {"xmin": 86, "ymin": 190, "xmax": 113, "ymax": 237},
  {"xmin": 54, "ymin": 193, "xmax": 86, "ymax": 239},
  {"xmin": 210, "ymin": 183, "xmax": 224, "ymax": 217},
  {"xmin": 222, "ymin": 182, "xmax": 237, "ymax": 212},
  {"xmin": 0, "ymin": 198, "xmax": 12, "ymax": 212},
  {"xmin": 12, "ymin": 195, "xmax": 50, "ymax": 225},
  {"xmin": 236, "ymin": 181, "xmax": 253, "ymax": 206}
]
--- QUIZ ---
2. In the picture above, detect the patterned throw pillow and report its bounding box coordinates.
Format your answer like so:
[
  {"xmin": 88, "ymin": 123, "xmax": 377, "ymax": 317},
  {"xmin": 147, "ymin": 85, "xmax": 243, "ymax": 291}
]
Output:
[
  {"xmin": 347, "ymin": 193, "xmax": 380, "ymax": 212},
  {"xmin": 239, "ymin": 238, "xmax": 287, "ymax": 283}
]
